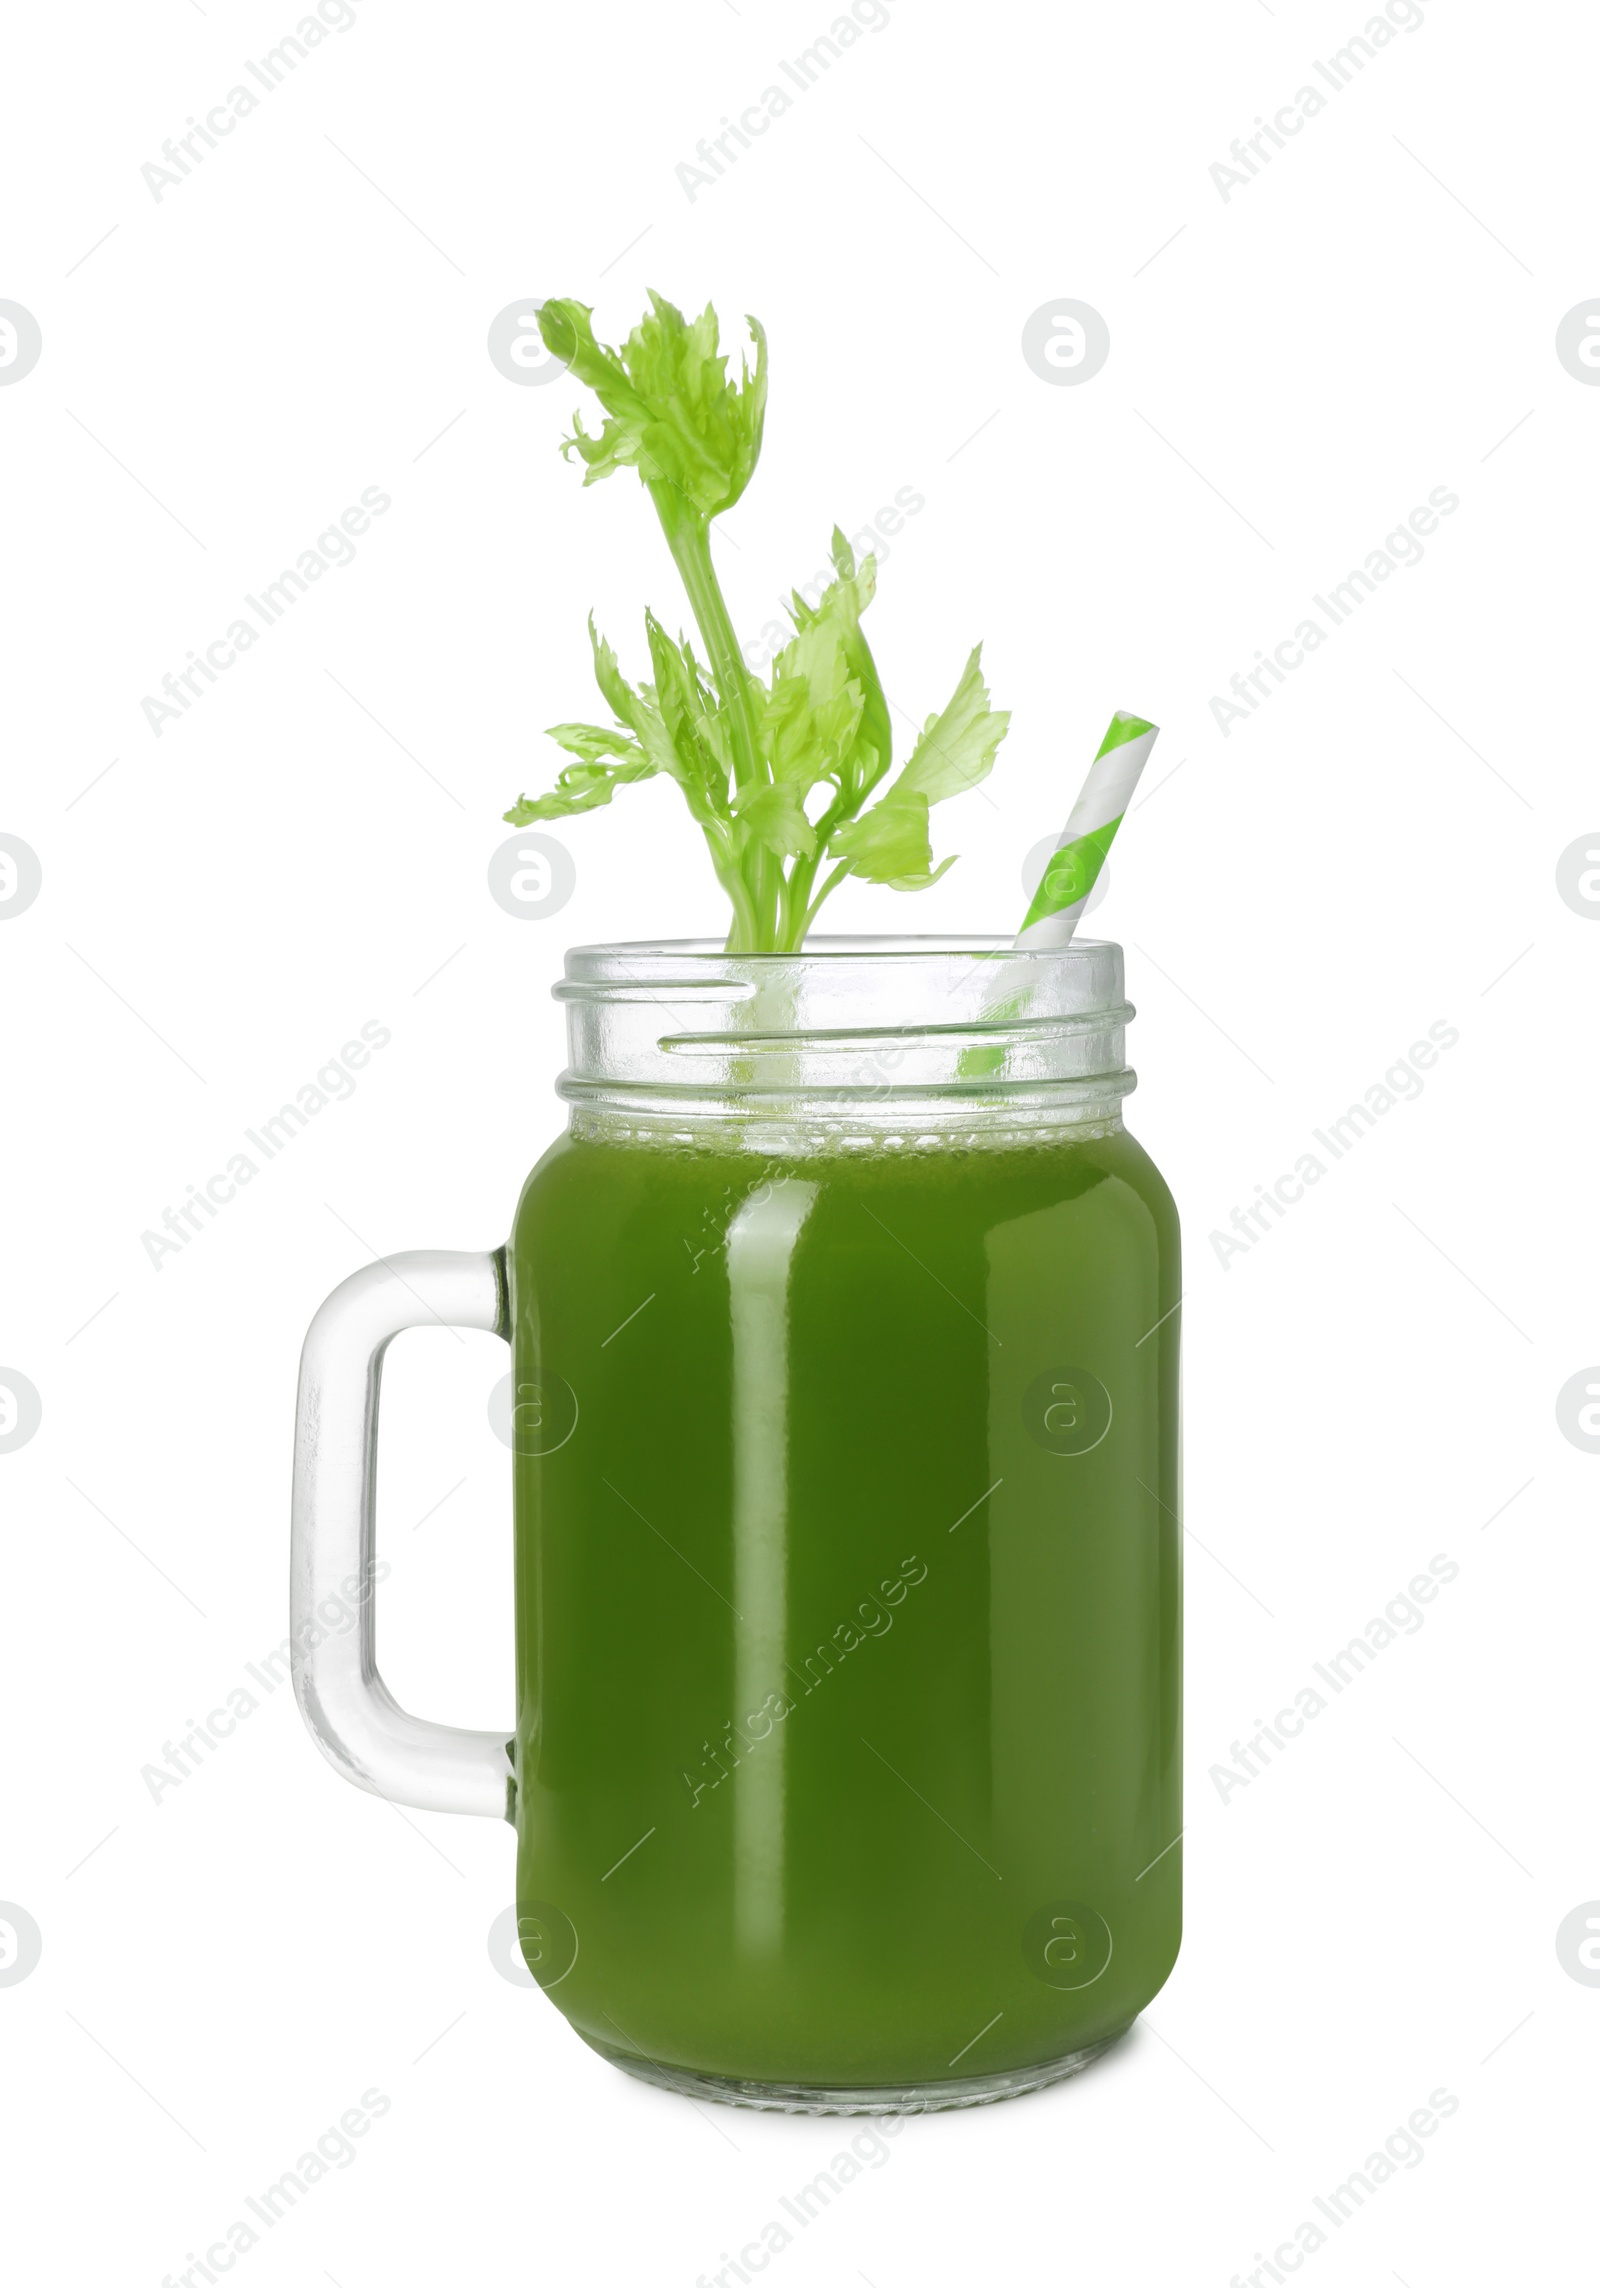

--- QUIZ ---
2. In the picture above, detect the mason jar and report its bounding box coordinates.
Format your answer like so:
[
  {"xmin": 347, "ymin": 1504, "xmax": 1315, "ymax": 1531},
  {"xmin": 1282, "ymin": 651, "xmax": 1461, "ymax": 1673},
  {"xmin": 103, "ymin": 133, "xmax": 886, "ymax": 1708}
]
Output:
[{"xmin": 292, "ymin": 935, "xmax": 1181, "ymax": 2113}]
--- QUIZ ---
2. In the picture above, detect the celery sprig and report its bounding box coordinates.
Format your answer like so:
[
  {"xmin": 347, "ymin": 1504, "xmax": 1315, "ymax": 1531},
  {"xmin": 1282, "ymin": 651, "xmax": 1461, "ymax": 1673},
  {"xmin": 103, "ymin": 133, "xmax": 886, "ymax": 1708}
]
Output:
[{"xmin": 504, "ymin": 292, "xmax": 1009, "ymax": 953}]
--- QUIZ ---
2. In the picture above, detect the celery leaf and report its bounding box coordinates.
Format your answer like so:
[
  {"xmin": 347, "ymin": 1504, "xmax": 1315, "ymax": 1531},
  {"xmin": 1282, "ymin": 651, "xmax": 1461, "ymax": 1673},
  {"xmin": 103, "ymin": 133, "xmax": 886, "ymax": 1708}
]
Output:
[
  {"xmin": 731, "ymin": 777, "xmax": 818, "ymax": 861},
  {"xmin": 826, "ymin": 790, "xmax": 956, "ymax": 891},
  {"xmin": 894, "ymin": 645, "xmax": 1010, "ymax": 807},
  {"xmin": 539, "ymin": 292, "xmax": 766, "ymax": 523}
]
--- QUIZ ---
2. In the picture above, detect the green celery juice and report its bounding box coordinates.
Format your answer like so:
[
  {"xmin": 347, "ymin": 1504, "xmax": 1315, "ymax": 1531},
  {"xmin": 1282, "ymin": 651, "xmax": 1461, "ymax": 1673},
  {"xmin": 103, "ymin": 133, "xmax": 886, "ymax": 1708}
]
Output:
[{"xmin": 508, "ymin": 1119, "xmax": 1181, "ymax": 2091}]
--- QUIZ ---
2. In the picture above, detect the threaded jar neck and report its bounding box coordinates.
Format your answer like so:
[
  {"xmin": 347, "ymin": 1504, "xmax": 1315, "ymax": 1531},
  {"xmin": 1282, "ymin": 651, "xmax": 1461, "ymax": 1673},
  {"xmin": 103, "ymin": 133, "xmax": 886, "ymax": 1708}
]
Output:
[{"xmin": 554, "ymin": 936, "xmax": 1135, "ymax": 1152}]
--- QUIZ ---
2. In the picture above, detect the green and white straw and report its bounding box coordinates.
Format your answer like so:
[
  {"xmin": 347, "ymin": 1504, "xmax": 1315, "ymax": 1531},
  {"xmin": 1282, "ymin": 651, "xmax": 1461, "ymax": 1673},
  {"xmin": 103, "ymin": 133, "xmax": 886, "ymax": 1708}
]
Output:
[{"xmin": 1014, "ymin": 711, "xmax": 1159, "ymax": 949}]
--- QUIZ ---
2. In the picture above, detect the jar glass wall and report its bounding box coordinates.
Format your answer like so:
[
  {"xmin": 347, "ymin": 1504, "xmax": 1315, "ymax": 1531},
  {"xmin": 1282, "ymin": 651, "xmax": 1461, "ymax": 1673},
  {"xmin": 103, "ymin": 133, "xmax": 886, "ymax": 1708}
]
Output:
[{"xmin": 506, "ymin": 938, "xmax": 1181, "ymax": 2111}]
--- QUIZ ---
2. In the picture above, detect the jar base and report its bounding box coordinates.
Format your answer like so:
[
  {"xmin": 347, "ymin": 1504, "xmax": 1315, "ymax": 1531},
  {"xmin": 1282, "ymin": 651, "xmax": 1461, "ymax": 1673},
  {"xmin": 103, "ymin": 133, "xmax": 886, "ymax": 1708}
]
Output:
[{"xmin": 586, "ymin": 2029, "xmax": 1128, "ymax": 2115}]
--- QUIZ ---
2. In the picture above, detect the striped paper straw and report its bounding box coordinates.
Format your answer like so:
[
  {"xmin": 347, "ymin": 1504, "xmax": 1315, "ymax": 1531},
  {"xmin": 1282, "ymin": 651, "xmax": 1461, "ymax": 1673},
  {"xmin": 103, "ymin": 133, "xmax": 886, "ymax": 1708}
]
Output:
[{"xmin": 1014, "ymin": 711, "xmax": 1159, "ymax": 949}]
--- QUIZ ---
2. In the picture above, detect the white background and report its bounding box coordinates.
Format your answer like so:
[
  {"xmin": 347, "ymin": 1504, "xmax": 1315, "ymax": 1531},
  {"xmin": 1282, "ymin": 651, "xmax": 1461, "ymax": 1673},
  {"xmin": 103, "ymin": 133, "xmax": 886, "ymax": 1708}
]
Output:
[{"xmin": 2, "ymin": 0, "xmax": 1594, "ymax": 2279}]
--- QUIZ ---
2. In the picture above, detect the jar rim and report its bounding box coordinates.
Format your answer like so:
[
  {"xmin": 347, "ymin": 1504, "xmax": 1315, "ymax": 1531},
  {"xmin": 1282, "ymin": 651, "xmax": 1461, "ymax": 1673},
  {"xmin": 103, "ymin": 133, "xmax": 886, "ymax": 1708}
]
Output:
[{"xmin": 560, "ymin": 932, "xmax": 1116, "ymax": 969}]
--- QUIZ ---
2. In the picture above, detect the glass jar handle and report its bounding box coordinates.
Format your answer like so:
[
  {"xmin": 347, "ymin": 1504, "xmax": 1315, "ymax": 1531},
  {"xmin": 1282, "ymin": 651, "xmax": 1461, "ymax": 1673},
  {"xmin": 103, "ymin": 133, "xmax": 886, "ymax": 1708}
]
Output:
[{"xmin": 290, "ymin": 1248, "xmax": 514, "ymax": 1820}]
